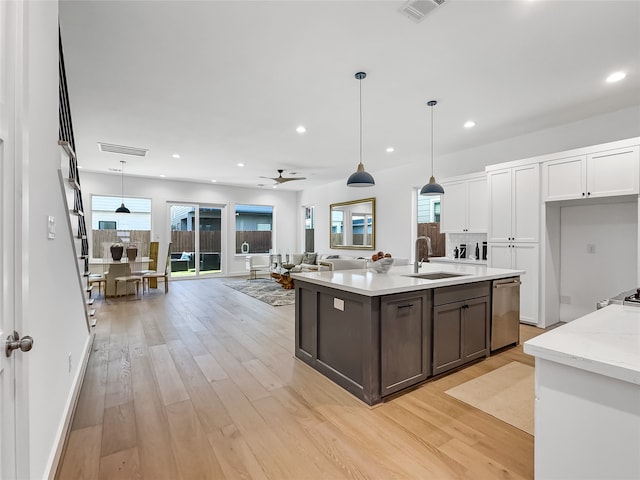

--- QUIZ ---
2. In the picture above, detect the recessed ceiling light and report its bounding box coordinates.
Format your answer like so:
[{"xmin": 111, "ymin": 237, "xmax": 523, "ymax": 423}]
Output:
[
  {"xmin": 77, "ymin": 165, "xmax": 83, "ymax": 169},
  {"xmin": 464, "ymin": 120, "xmax": 476, "ymax": 128},
  {"xmin": 237, "ymin": 163, "xmax": 245, "ymax": 167},
  {"xmin": 296, "ymin": 125, "xmax": 306, "ymax": 134},
  {"xmin": 211, "ymin": 179, "xmax": 217, "ymax": 183},
  {"xmin": 273, "ymin": 185, "xmax": 278, "ymax": 189},
  {"xmin": 386, "ymin": 147, "xmax": 395, "ymax": 153},
  {"xmin": 606, "ymin": 71, "xmax": 626, "ymax": 83},
  {"xmin": 172, "ymin": 153, "xmax": 180, "ymax": 159},
  {"xmin": 159, "ymin": 174, "xmax": 166, "ymax": 178}
]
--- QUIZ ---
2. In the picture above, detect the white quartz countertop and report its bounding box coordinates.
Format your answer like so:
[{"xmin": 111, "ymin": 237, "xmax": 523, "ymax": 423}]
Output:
[
  {"xmin": 430, "ymin": 256, "xmax": 488, "ymax": 265},
  {"xmin": 290, "ymin": 262, "xmax": 523, "ymax": 297},
  {"xmin": 524, "ymin": 304, "xmax": 640, "ymax": 385}
]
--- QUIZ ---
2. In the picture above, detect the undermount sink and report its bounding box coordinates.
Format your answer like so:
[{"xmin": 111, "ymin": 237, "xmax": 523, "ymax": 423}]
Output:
[{"xmin": 405, "ymin": 272, "xmax": 469, "ymax": 280}]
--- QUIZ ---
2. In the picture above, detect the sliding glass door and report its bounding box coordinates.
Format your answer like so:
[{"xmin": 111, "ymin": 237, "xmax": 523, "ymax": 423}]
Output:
[{"xmin": 169, "ymin": 203, "xmax": 224, "ymax": 278}]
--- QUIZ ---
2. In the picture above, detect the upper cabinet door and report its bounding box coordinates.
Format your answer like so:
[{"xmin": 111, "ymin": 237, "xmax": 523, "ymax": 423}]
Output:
[
  {"xmin": 440, "ymin": 180, "xmax": 468, "ymax": 233},
  {"xmin": 542, "ymin": 156, "xmax": 586, "ymax": 201},
  {"xmin": 586, "ymin": 146, "xmax": 639, "ymax": 198},
  {"xmin": 467, "ymin": 176, "xmax": 487, "ymax": 232},
  {"xmin": 512, "ymin": 164, "xmax": 539, "ymax": 242},
  {"xmin": 487, "ymin": 169, "xmax": 512, "ymax": 242}
]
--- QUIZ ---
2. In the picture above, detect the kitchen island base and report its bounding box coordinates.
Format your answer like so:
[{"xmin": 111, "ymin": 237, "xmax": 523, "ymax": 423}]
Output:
[{"xmin": 295, "ymin": 279, "xmax": 493, "ymax": 405}]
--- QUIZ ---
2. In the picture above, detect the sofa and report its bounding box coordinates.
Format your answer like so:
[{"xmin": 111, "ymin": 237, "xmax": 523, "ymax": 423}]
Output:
[
  {"xmin": 287, "ymin": 253, "xmax": 367, "ymax": 272},
  {"xmin": 170, "ymin": 251, "xmax": 221, "ymax": 272}
]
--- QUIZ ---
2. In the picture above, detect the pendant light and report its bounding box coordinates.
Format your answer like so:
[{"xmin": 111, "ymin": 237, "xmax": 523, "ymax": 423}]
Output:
[
  {"xmin": 347, "ymin": 71, "xmax": 375, "ymax": 187},
  {"xmin": 420, "ymin": 100, "xmax": 444, "ymax": 196},
  {"xmin": 115, "ymin": 160, "xmax": 130, "ymax": 213}
]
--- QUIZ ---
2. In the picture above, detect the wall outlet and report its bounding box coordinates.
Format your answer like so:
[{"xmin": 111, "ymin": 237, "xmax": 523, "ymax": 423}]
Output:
[
  {"xmin": 587, "ymin": 244, "xmax": 596, "ymax": 254},
  {"xmin": 333, "ymin": 298, "xmax": 345, "ymax": 311},
  {"xmin": 560, "ymin": 295, "xmax": 571, "ymax": 304}
]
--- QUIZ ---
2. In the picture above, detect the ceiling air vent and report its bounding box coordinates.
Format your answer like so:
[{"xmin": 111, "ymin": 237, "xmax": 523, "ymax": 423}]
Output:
[
  {"xmin": 398, "ymin": 0, "xmax": 445, "ymax": 23},
  {"xmin": 97, "ymin": 142, "xmax": 148, "ymax": 157}
]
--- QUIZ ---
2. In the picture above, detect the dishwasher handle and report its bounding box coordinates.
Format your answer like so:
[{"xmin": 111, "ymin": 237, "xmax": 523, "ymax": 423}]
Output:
[{"xmin": 494, "ymin": 280, "xmax": 521, "ymax": 289}]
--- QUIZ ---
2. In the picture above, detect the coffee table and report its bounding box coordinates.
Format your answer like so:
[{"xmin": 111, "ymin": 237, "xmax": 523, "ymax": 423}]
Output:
[{"xmin": 271, "ymin": 263, "xmax": 295, "ymax": 289}]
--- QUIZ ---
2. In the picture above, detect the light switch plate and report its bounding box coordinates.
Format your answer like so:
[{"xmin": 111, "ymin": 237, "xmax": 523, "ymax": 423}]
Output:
[
  {"xmin": 333, "ymin": 298, "xmax": 344, "ymax": 311},
  {"xmin": 47, "ymin": 216, "xmax": 55, "ymax": 239}
]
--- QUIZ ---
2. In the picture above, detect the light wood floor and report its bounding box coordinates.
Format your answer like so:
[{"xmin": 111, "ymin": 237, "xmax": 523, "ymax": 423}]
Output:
[{"xmin": 57, "ymin": 278, "xmax": 544, "ymax": 480}]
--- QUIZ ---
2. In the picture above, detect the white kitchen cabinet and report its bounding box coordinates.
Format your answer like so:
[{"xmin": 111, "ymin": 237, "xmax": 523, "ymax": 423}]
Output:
[
  {"xmin": 487, "ymin": 164, "xmax": 539, "ymax": 243},
  {"xmin": 440, "ymin": 175, "xmax": 487, "ymax": 233},
  {"xmin": 488, "ymin": 242, "xmax": 539, "ymax": 325},
  {"xmin": 542, "ymin": 146, "xmax": 639, "ymax": 201}
]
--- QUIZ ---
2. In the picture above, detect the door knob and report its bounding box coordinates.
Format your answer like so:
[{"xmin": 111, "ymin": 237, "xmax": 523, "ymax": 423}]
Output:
[{"xmin": 5, "ymin": 331, "xmax": 34, "ymax": 357}]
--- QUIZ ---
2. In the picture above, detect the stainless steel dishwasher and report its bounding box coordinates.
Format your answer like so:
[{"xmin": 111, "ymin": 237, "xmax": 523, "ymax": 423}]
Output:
[{"xmin": 491, "ymin": 277, "xmax": 521, "ymax": 351}]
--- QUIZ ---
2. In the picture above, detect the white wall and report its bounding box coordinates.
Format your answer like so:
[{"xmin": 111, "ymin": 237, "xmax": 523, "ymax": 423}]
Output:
[
  {"xmin": 80, "ymin": 173, "xmax": 299, "ymax": 275},
  {"xmin": 23, "ymin": 1, "xmax": 92, "ymax": 478},
  {"xmin": 299, "ymin": 107, "xmax": 640, "ymax": 263},
  {"xmin": 559, "ymin": 200, "xmax": 638, "ymax": 322}
]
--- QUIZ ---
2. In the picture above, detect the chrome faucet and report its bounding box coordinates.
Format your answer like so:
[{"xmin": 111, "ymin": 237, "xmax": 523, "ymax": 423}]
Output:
[{"xmin": 414, "ymin": 236, "xmax": 431, "ymax": 273}]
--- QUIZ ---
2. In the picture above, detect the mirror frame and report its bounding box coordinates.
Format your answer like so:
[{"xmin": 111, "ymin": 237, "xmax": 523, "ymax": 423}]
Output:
[{"xmin": 329, "ymin": 197, "xmax": 376, "ymax": 250}]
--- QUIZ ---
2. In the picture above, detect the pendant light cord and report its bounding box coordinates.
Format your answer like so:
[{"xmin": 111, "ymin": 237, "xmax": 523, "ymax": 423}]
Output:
[
  {"xmin": 121, "ymin": 160, "xmax": 125, "ymax": 203},
  {"xmin": 431, "ymin": 104, "xmax": 434, "ymax": 175},
  {"xmin": 359, "ymin": 76, "xmax": 363, "ymax": 166}
]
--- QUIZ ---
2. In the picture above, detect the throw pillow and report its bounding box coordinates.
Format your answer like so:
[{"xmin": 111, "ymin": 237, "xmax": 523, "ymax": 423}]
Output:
[
  {"xmin": 325, "ymin": 255, "xmax": 339, "ymax": 259},
  {"xmin": 292, "ymin": 253, "xmax": 304, "ymax": 265},
  {"xmin": 302, "ymin": 252, "xmax": 317, "ymax": 265}
]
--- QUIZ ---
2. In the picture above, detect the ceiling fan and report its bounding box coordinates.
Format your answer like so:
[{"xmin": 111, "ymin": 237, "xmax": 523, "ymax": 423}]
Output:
[{"xmin": 261, "ymin": 169, "xmax": 306, "ymax": 184}]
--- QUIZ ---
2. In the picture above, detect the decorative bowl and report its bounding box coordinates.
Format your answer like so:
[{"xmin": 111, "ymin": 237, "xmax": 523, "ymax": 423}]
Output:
[{"xmin": 369, "ymin": 257, "xmax": 394, "ymax": 274}]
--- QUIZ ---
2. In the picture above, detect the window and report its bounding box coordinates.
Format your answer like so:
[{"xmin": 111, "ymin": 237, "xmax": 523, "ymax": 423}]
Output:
[
  {"xmin": 235, "ymin": 204, "xmax": 273, "ymax": 254},
  {"xmin": 91, "ymin": 195, "xmax": 151, "ymax": 258},
  {"xmin": 417, "ymin": 194, "xmax": 440, "ymax": 223},
  {"xmin": 304, "ymin": 206, "xmax": 315, "ymax": 252}
]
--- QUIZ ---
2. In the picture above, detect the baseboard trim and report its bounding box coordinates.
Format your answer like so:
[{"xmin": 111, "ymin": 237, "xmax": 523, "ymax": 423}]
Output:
[{"xmin": 46, "ymin": 332, "xmax": 95, "ymax": 480}]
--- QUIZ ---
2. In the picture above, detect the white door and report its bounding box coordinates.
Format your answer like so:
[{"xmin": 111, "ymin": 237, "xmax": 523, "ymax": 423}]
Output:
[
  {"xmin": 513, "ymin": 244, "xmax": 539, "ymax": 325},
  {"xmin": 487, "ymin": 243, "xmax": 512, "ymax": 269},
  {"xmin": 1, "ymin": 2, "xmax": 29, "ymax": 477},
  {"xmin": 587, "ymin": 146, "xmax": 640, "ymax": 198},
  {"xmin": 440, "ymin": 180, "xmax": 467, "ymax": 233},
  {"xmin": 487, "ymin": 169, "xmax": 512, "ymax": 242},
  {"xmin": 467, "ymin": 176, "xmax": 487, "ymax": 232},
  {"xmin": 512, "ymin": 164, "xmax": 540, "ymax": 242}
]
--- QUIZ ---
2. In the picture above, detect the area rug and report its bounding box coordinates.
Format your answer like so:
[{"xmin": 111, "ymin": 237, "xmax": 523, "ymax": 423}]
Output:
[
  {"xmin": 445, "ymin": 361, "xmax": 534, "ymax": 435},
  {"xmin": 223, "ymin": 279, "xmax": 295, "ymax": 307}
]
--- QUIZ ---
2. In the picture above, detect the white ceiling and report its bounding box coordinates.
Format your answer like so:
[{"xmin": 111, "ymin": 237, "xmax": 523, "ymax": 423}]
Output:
[{"xmin": 59, "ymin": 0, "xmax": 640, "ymax": 191}]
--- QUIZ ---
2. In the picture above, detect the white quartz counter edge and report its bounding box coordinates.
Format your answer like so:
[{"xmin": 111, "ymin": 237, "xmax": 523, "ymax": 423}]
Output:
[
  {"xmin": 430, "ymin": 257, "xmax": 488, "ymax": 265},
  {"xmin": 290, "ymin": 263, "xmax": 524, "ymax": 297},
  {"xmin": 524, "ymin": 304, "xmax": 640, "ymax": 386}
]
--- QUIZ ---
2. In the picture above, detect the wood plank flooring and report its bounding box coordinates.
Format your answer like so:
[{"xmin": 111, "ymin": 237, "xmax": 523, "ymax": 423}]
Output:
[{"xmin": 57, "ymin": 277, "xmax": 543, "ymax": 480}]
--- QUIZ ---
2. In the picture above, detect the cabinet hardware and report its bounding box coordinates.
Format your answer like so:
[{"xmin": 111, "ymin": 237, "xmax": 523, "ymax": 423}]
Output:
[{"xmin": 397, "ymin": 303, "xmax": 414, "ymax": 309}]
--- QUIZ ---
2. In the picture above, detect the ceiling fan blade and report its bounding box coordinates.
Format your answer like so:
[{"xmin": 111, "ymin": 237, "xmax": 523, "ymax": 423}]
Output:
[{"xmin": 276, "ymin": 177, "xmax": 306, "ymax": 183}]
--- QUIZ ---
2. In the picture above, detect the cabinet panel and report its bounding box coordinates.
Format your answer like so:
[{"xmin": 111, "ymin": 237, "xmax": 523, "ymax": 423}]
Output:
[
  {"xmin": 440, "ymin": 181, "xmax": 467, "ymax": 233},
  {"xmin": 487, "ymin": 243, "xmax": 512, "ymax": 269},
  {"xmin": 587, "ymin": 147, "xmax": 639, "ymax": 198},
  {"xmin": 488, "ymin": 243, "xmax": 539, "ymax": 325},
  {"xmin": 543, "ymin": 156, "xmax": 585, "ymax": 201},
  {"xmin": 487, "ymin": 169, "xmax": 512, "ymax": 242},
  {"xmin": 513, "ymin": 244, "xmax": 539, "ymax": 325},
  {"xmin": 433, "ymin": 302, "xmax": 464, "ymax": 376},
  {"xmin": 463, "ymin": 297, "xmax": 490, "ymax": 361},
  {"xmin": 467, "ymin": 176, "xmax": 488, "ymax": 232},
  {"xmin": 512, "ymin": 164, "xmax": 540, "ymax": 242},
  {"xmin": 380, "ymin": 293, "xmax": 430, "ymax": 396}
]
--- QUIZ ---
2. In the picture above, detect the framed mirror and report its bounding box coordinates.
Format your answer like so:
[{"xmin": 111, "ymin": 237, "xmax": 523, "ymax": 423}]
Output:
[{"xmin": 330, "ymin": 197, "xmax": 375, "ymax": 250}]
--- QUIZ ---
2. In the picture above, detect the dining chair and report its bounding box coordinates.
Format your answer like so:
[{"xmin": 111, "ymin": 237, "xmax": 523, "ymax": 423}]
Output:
[{"xmin": 143, "ymin": 242, "xmax": 171, "ymax": 294}]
